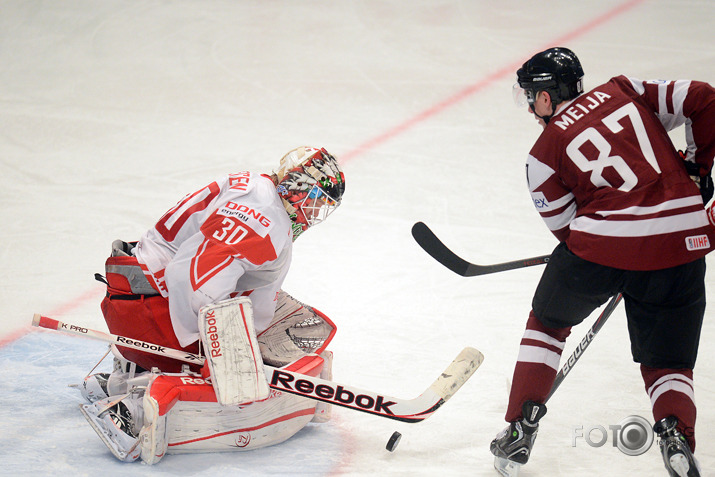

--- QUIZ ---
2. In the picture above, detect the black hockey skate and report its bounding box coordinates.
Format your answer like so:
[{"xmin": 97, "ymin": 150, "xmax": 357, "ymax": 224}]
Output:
[
  {"xmin": 490, "ymin": 401, "xmax": 547, "ymax": 477},
  {"xmin": 653, "ymin": 416, "xmax": 701, "ymax": 477}
]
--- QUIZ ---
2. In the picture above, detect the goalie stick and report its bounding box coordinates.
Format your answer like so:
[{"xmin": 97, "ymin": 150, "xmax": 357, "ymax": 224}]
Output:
[
  {"xmin": 411, "ymin": 221, "xmax": 550, "ymax": 276},
  {"xmin": 31, "ymin": 314, "xmax": 483, "ymax": 423}
]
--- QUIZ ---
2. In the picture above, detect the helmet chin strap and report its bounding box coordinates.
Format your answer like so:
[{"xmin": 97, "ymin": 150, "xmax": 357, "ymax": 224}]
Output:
[
  {"xmin": 534, "ymin": 111, "xmax": 551, "ymax": 124},
  {"xmin": 533, "ymin": 100, "xmax": 557, "ymax": 125}
]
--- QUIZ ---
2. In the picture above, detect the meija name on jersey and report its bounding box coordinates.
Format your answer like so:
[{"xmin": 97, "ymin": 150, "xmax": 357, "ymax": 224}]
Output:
[
  {"xmin": 269, "ymin": 370, "xmax": 398, "ymax": 416},
  {"xmin": 552, "ymin": 90, "xmax": 611, "ymax": 131}
]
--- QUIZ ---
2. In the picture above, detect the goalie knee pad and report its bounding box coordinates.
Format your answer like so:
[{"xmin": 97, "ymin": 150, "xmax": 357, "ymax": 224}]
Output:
[{"xmin": 258, "ymin": 290, "xmax": 337, "ymax": 366}]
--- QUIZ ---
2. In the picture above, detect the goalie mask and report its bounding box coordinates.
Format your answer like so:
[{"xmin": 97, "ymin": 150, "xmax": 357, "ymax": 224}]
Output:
[{"xmin": 274, "ymin": 147, "xmax": 346, "ymax": 240}]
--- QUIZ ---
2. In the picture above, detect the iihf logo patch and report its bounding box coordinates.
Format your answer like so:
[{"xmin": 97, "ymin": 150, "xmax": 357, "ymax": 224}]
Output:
[{"xmin": 685, "ymin": 235, "xmax": 710, "ymax": 251}]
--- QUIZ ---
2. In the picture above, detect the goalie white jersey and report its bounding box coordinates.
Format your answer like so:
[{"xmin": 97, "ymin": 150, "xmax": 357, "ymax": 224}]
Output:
[{"xmin": 134, "ymin": 172, "xmax": 293, "ymax": 347}]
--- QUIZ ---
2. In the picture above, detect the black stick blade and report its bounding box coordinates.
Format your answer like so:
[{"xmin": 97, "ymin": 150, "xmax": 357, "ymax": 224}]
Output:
[{"xmin": 411, "ymin": 221, "xmax": 550, "ymax": 277}]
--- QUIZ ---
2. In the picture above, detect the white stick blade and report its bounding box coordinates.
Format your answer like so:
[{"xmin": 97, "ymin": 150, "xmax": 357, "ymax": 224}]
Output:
[{"xmin": 429, "ymin": 347, "xmax": 483, "ymax": 402}]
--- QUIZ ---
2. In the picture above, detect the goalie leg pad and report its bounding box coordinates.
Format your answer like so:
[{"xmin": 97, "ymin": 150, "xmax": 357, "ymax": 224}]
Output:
[
  {"xmin": 139, "ymin": 361, "xmax": 325, "ymax": 462},
  {"xmin": 165, "ymin": 393, "xmax": 315, "ymax": 454},
  {"xmin": 199, "ymin": 297, "xmax": 270, "ymax": 406}
]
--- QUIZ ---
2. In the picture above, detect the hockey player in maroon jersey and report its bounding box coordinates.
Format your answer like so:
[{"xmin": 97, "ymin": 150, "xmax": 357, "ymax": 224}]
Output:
[
  {"xmin": 78, "ymin": 146, "xmax": 346, "ymax": 463},
  {"xmin": 490, "ymin": 47, "xmax": 714, "ymax": 477}
]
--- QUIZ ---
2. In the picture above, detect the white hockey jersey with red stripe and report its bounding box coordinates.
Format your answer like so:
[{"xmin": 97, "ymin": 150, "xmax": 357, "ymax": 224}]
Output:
[
  {"xmin": 527, "ymin": 75, "xmax": 715, "ymax": 270},
  {"xmin": 134, "ymin": 172, "xmax": 293, "ymax": 347}
]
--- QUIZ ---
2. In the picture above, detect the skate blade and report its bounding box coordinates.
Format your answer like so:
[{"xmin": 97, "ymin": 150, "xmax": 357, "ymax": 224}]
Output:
[
  {"xmin": 668, "ymin": 454, "xmax": 693, "ymax": 477},
  {"xmin": 494, "ymin": 456, "xmax": 522, "ymax": 477}
]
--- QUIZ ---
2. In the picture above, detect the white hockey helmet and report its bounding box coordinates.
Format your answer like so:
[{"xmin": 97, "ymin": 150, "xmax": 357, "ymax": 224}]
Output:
[{"xmin": 274, "ymin": 147, "xmax": 345, "ymax": 240}]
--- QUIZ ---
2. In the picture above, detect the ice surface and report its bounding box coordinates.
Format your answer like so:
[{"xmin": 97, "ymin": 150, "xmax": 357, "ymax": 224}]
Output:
[{"xmin": 1, "ymin": 1, "xmax": 713, "ymax": 475}]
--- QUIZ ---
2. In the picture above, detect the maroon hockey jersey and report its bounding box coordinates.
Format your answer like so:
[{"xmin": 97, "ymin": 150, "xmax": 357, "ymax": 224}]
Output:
[{"xmin": 527, "ymin": 75, "xmax": 715, "ymax": 270}]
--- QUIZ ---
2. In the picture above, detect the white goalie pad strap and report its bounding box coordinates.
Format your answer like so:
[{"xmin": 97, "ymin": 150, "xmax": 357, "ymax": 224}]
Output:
[
  {"xmin": 311, "ymin": 350, "xmax": 333, "ymax": 423},
  {"xmin": 140, "ymin": 391, "xmax": 168, "ymax": 465},
  {"xmin": 258, "ymin": 290, "xmax": 337, "ymax": 367},
  {"xmin": 198, "ymin": 297, "xmax": 270, "ymax": 406}
]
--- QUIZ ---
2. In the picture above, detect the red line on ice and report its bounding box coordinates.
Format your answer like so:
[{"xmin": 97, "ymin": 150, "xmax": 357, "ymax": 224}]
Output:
[
  {"xmin": 340, "ymin": 0, "xmax": 647, "ymax": 163},
  {"xmin": 1, "ymin": 286, "xmax": 104, "ymax": 348}
]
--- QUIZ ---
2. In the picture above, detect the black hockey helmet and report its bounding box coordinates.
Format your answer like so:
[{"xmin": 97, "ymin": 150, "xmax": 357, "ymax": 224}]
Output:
[{"xmin": 516, "ymin": 47, "xmax": 584, "ymax": 106}]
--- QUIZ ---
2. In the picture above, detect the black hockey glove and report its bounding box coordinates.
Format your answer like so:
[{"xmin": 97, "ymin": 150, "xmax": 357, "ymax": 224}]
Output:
[
  {"xmin": 682, "ymin": 152, "xmax": 714, "ymax": 205},
  {"xmin": 700, "ymin": 174, "xmax": 714, "ymax": 205}
]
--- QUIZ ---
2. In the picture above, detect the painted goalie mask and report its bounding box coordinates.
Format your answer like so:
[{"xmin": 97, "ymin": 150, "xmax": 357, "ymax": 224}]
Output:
[{"xmin": 274, "ymin": 147, "xmax": 346, "ymax": 240}]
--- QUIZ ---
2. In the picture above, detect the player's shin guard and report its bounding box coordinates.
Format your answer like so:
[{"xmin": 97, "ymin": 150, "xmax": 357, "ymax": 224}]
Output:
[
  {"xmin": 642, "ymin": 366, "xmax": 697, "ymax": 451},
  {"xmin": 198, "ymin": 297, "xmax": 270, "ymax": 406},
  {"xmin": 505, "ymin": 312, "xmax": 570, "ymax": 422}
]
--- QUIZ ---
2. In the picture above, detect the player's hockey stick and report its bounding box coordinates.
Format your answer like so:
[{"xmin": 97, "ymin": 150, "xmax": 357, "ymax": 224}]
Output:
[
  {"xmin": 546, "ymin": 292, "xmax": 623, "ymax": 401},
  {"xmin": 411, "ymin": 221, "xmax": 550, "ymax": 276},
  {"xmin": 32, "ymin": 314, "xmax": 483, "ymax": 423}
]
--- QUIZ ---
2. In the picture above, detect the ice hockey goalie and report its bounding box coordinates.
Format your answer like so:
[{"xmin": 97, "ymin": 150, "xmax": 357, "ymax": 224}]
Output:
[{"xmin": 77, "ymin": 291, "xmax": 336, "ymax": 464}]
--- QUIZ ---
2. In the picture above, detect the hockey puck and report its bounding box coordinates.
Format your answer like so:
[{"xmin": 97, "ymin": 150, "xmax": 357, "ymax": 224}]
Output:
[{"xmin": 386, "ymin": 431, "xmax": 402, "ymax": 452}]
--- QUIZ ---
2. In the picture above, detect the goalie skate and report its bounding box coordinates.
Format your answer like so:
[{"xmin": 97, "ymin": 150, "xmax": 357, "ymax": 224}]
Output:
[
  {"xmin": 80, "ymin": 373, "xmax": 110, "ymax": 403},
  {"xmin": 78, "ymin": 353, "xmax": 152, "ymax": 403},
  {"xmin": 80, "ymin": 394, "xmax": 143, "ymax": 462}
]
